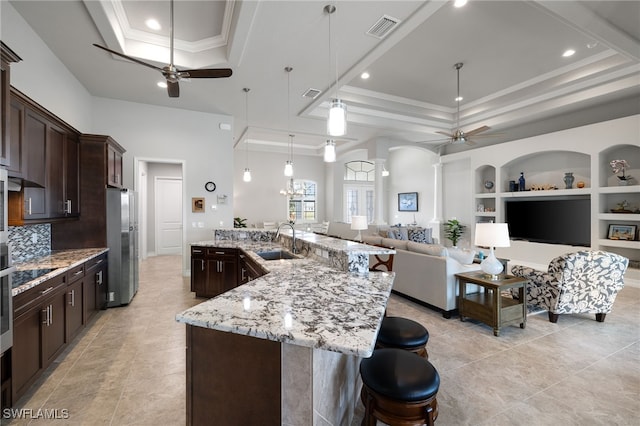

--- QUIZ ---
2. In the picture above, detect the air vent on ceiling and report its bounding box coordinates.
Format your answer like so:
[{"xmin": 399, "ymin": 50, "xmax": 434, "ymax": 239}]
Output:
[
  {"xmin": 366, "ymin": 15, "xmax": 400, "ymax": 39},
  {"xmin": 302, "ymin": 88, "xmax": 322, "ymax": 99}
]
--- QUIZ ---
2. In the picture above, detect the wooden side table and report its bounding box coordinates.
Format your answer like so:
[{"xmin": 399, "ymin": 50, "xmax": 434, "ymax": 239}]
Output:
[{"xmin": 455, "ymin": 271, "xmax": 528, "ymax": 336}]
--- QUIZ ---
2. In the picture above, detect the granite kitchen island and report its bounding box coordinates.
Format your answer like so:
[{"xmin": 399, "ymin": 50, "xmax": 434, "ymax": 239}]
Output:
[{"xmin": 176, "ymin": 230, "xmax": 395, "ymax": 425}]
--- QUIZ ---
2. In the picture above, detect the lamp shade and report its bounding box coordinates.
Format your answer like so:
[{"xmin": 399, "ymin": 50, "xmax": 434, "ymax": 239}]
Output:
[
  {"xmin": 351, "ymin": 216, "xmax": 368, "ymax": 231},
  {"xmin": 324, "ymin": 140, "xmax": 336, "ymax": 162},
  {"xmin": 242, "ymin": 168, "xmax": 252, "ymax": 182},
  {"xmin": 284, "ymin": 160, "xmax": 293, "ymax": 177},
  {"xmin": 474, "ymin": 223, "xmax": 510, "ymax": 248},
  {"xmin": 327, "ymin": 99, "xmax": 347, "ymax": 136}
]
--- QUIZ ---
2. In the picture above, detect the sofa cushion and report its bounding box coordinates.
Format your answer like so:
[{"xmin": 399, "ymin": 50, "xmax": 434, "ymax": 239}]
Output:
[
  {"xmin": 362, "ymin": 235, "xmax": 383, "ymax": 246},
  {"xmin": 408, "ymin": 227, "xmax": 433, "ymax": 244},
  {"xmin": 407, "ymin": 241, "xmax": 448, "ymax": 257},
  {"xmin": 382, "ymin": 237, "xmax": 407, "ymax": 250},
  {"xmin": 448, "ymin": 247, "xmax": 476, "ymax": 265}
]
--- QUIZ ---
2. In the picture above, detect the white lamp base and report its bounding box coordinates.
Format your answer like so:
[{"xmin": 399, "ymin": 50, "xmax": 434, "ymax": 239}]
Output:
[{"xmin": 480, "ymin": 247, "xmax": 503, "ymax": 279}]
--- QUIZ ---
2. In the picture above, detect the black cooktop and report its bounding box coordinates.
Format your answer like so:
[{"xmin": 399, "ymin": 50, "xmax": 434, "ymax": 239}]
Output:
[{"xmin": 12, "ymin": 268, "xmax": 57, "ymax": 289}]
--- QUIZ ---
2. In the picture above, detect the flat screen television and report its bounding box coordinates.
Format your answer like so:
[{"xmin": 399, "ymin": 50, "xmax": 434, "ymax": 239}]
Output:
[{"xmin": 505, "ymin": 197, "xmax": 590, "ymax": 246}]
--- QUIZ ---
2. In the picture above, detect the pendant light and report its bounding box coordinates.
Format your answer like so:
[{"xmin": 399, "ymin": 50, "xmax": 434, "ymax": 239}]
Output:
[
  {"xmin": 284, "ymin": 67, "xmax": 294, "ymax": 177},
  {"xmin": 324, "ymin": 140, "xmax": 336, "ymax": 162},
  {"xmin": 242, "ymin": 88, "xmax": 252, "ymax": 182},
  {"xmin": 325, "ymin": 4, "xmax": 347, "ymax": 137}
]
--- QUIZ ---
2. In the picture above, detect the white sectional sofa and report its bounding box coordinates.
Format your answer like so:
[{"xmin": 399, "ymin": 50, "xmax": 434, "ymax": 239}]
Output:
[{"xmin": 362, "ymin": 235, "xmax": 481, "ymax": 318}]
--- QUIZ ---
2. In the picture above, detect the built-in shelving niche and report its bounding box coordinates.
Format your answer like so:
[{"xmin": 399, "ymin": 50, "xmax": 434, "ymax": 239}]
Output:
[{"xmin": 502, "ymin": 151, "xmax": 591, "ymax": 193}]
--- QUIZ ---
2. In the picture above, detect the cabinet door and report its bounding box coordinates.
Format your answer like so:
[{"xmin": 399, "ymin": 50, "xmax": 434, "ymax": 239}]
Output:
[
  {"xmin": 24, "ymin": 109, "xmax": 46, "ymax": 187},
  {"xmin": 42, "ymin": 289, "xmax": 67, "ymax": 367},
  {"xmin": 191, "ymin": 257, "xmax": 206, "ymax": 294},
  {"xmin": 204, "ymin": 259, "xmax": 224, "ymax": 297},
  {"xmin": 23, "ymin": 187, "xmax": 47, "ymax": 219},
  {"xmin": 220, "ymin": 258, "xmax": 238, "ymax": 293},
  {"xmin": 8, "ymin": 98, "xmax": 24, "ymax": 177},
  {"xmin": 47, "ymin": 125, "xmax": 65, "ymax": 218},
  {"xmin": 66, "ymin": 279, "xmax": 84, "ymax": 341},
  {"xmin": 107, "ymin": 144, "xmax": 123, "ymax": 188},
  {"xmin": 64, "ymin": 134, "xmax": 80, "ymax": 216},
  {"xmin": 11, "ymin": 304, "xmax": 43, "ymax": 402},
  {"xmin": 0, "ymin": 58, "xmax": 9, "ymax": 166}
]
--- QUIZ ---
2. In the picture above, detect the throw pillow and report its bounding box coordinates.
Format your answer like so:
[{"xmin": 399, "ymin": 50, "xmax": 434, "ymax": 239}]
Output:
[
  {"xmin": 408, "ymin": 227, "xmax": 433, "ymax": 244},
  {"xmin": 394, "ymin": 227, "xmax": 408, "ymax": 240},
  {"xmin": 448, "ymin": 247, "xmax": 476, "ymax": 265}
]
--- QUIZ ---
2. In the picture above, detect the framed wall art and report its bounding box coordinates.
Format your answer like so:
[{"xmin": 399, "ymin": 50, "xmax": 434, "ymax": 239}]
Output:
[
  {"xmin": 398, "ymin": 192, "xmax": 418, "ymax": 212},
  {"xmin": 607, "ymin": 224, "xmax": 636, "ymax": 241},
  {"xmin": 192, "ymin": 197, "xmax": 205, "ymax": 213}
]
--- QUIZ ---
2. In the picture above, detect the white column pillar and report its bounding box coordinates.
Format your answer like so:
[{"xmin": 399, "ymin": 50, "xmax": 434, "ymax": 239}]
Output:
[
  {"xmin": 430, "ymin": 161, "xmax": 443, "ymax": 243},
  {"xmin": 374, "ymin": 159, "xmax": 386, "ymax": 225}
]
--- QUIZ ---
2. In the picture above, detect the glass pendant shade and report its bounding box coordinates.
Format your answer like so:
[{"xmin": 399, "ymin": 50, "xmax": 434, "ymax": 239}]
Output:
[
  {"xmin": 327, "ymin": 99, "xmax": 347, "ymax": 136},
  {"xmin": 243, "ymin": 168, "xmax": 252, "ymax": 182},
  {"xmin": 284, "ymin": 161, "xmax": 294, "ymax": 177},
  {"xmin": 324, "ymin": 140, "xmax": 336, "ymax": 162}
]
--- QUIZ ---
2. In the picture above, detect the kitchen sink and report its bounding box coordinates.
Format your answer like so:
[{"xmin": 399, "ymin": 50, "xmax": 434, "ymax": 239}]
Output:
[{"xmin": 256, "ymin": 250, "xmax": 297, "ymax": 261}]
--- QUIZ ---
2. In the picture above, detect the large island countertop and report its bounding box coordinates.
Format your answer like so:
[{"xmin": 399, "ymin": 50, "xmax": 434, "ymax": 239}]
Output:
[{"xmin": 175, "ymin": 236, "xmax": 395, "ymax": 358}]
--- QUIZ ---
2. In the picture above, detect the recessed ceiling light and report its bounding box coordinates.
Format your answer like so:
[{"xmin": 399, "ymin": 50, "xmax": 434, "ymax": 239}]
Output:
[
  {"xmin": 361, "ymin": 72, "xmax": 370, "ymax": 80},
  {"xmin": 562, "ymin": 49, "xmax": 576, "ymax": 57},
  {"xmin": 455, "ymin": 96, "xmax": 463, "ymax": 102},
  {"xmin": 145, "ymin": 18, "xmax": 161, "ymax": 31},
  {"xmin": 587, "ymin": 41, "xmax": 599, "ymax": 49},
  {"xmin": 157, "ymin": 81, "xmax": 167, "ymax": 88},
  {"xmin": 454, "ymin": 0, "xmax": 468, "ymax": 8}
]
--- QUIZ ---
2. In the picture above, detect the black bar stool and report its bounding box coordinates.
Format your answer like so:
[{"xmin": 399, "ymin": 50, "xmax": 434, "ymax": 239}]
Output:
[{"xmin": 360, "ymin": 348, "xmax": 440, "ymax": 426}]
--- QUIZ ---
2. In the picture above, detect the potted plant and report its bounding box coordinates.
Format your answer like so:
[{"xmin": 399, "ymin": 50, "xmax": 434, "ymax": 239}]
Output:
[
  {"xmin": 444, "ymin": 218, "xmax": 465, "ymax": 247},
  {"xmin": 233, "ymin": 217, "xmax": 247, "ymax": 228}
]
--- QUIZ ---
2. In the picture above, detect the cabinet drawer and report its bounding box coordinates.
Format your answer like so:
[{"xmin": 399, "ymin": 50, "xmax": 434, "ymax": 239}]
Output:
[
  {"xmin": 206, "ymin": 248, "xmax": 237, "ymax": 258},
  {"xmin": 85, "ymin": 253, "xmax": 107, "ymax": 274},
  {"xmin": 191, "ymin": 246, "xmax": 206, "ymax": 257},
  {"xmin": 13, "ymin": 273, "xmax": 66, "ymax": 316},
  {"xmin": 67, "ymin": 264, "xmax": 85, "ymax": 283}
]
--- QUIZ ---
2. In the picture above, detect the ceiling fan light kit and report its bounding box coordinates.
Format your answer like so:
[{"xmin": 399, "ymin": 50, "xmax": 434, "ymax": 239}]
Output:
[{"xmin": 93, "ymin": 0, "xmax": 231, "ymax": 98}]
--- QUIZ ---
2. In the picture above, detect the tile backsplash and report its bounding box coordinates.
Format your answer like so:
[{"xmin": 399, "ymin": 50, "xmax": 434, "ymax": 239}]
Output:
[{"xmin": 9, "ymin": 224, "xmax": 51, "ymax": 263}]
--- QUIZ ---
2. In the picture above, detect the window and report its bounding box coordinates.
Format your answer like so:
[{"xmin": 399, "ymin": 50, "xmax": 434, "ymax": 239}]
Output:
[
  {"xmin": 287, "ymin": 179, "xmax": 316, "ymax": 223},
  {"xmin": 345, "ymin": 161, "xmax": 375, "ymax": 181}
]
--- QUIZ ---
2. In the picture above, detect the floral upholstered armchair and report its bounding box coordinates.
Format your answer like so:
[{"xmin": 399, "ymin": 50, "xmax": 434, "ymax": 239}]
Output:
[{"xmin": 511, "ymin": 251, "xmax": 629, "ymax": 323}]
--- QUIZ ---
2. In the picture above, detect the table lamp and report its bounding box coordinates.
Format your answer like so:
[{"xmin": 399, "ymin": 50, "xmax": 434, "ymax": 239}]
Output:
[
  {"xmin": 351, "ymin": 216, "xmax": 368, "ymax": 242},
  {"xmin": 474, "ymin": 222, "xmax": 510, "ymax": 279}
]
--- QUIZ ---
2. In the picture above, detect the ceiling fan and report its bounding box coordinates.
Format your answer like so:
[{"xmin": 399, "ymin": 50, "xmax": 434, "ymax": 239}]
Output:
[
  {"xmin": 434, "ymin": 62, "xmax": 493, "ymax": 146},
  {"xmin": 93, "ymin": 0, "xmax": 232, "ymax": 98}
]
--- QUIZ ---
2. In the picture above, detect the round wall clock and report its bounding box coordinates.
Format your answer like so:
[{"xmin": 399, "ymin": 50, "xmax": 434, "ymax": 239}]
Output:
[{"xmin": 205, "ymin": 181, "xmax": 216, "ymax": 192}]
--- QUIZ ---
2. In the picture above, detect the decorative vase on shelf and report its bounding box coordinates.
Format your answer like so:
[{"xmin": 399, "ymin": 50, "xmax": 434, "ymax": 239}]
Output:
[
  {"xmin": 518, "ymin": 172, "xmax": 526, "ymax": 191},
  {"xmin": 563, "ymin": 172, "xmax": 574, "ymax": 189}
]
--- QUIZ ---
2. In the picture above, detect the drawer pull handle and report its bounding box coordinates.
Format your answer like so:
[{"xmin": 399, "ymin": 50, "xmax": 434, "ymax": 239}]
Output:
[
  {"xmin": 74, "ymin": 270, "xmax": 84, "ymax": 276},
  {"xmin": 215, "ymin": 251, "xmax": 225, "ymax": 255},
  {"xmin": 94, "ymin": 259, "xmax": 104, "ymax": 265},
  {"xmin": 193, "ymin": 249, "xmax": 203, "ymax": 253},
  {"xmin": 40, "ymin": 286, "xmax": 54, "ymax": 296}
]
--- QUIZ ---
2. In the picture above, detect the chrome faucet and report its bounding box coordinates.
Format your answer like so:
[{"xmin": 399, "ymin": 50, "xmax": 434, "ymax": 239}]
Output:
[{"xmin": 275, "ymin": 223, "xmax": 298, "ymax": 253}]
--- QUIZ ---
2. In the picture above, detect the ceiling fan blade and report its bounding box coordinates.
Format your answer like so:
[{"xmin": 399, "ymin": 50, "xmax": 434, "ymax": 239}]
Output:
[
  {"xmin": 436, "ymin": 130, "xmax": 455, "ymax": 138},
  {"xmin": 180, "ymin": 68, "xmax": 233, "ymax": 79},
  {"xmin": 465, "ymin": 139, "xmax": 477, "ymax": 146},
  {"xmin": 464, "ymin": 125, "xmax": 490, "ymax": 136},
  {"xmin": 167, "ymin": 81, "xmax": 180, "ymax": 97},
  {"xmin": 93, "ymin": 44, "xmax": 163, "ymax": 72}
]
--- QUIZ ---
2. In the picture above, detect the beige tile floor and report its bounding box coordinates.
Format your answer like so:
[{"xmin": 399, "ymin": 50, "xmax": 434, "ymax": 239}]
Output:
[{"xmin": 5, "ymin": 255, "xmax": 640, "ymax": 425}]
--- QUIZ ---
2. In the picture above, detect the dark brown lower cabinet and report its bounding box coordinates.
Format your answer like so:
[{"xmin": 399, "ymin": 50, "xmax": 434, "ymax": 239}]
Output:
[
  {"xmin": 12, "ymin": 274, "xmax": 67, "ymax": 402},
  {"xmin": 186, "ymin": 326, "xmax": 281, "ymax": 425},
  {"xmin": 190, "ymin": 247, "xmax": 238, "ymax": 298},
  {"xmin": 11, "ymin": 254, "xmax": 108, "ymax": 405}
]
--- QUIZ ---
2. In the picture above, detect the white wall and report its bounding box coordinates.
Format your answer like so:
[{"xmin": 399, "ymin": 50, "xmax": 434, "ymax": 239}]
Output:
[
  {"xmin": 233, "ymin": 150, "xmax": 325, "ymax": 226},
  {"xmin": 388, "ymin": 147, "xmax": 438, "ymax": 228},
  {"xmin": 92, "ymin": 97, "xmax": 234, "ymax": 274},
  {"xmin": 1, "ymin": 1, "xmax": 92, "ymax": 132}
]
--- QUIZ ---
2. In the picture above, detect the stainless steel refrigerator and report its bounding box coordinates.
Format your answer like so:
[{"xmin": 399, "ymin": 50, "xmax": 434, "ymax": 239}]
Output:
[{"xmin": 106, "ymin": 188, "xmax": 139, "ymax": 307}]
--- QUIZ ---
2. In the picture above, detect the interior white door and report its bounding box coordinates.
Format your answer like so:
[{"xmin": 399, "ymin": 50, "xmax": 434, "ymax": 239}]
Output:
[{"xmin": 155, "ymin": 177, "xmax": 183, "ymax": 255}]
